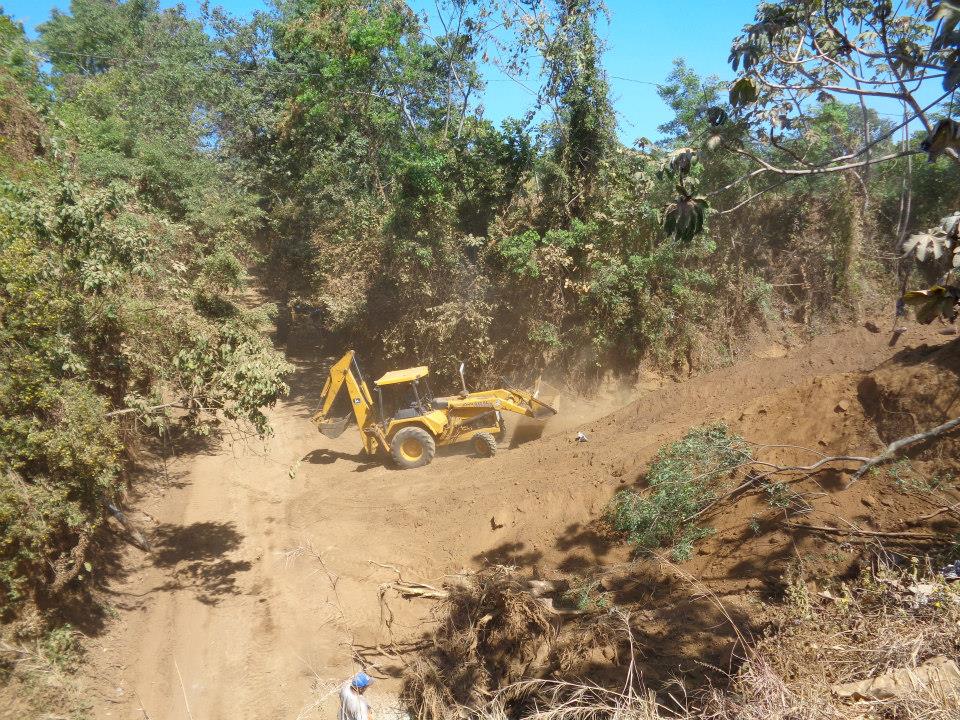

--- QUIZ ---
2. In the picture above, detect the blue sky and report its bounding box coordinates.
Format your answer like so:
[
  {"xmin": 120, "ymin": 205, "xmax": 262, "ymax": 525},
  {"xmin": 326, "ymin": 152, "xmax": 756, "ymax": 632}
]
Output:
[{"xmin": 3, "ymin": 0, "xmax": 760, "ymax": 141}]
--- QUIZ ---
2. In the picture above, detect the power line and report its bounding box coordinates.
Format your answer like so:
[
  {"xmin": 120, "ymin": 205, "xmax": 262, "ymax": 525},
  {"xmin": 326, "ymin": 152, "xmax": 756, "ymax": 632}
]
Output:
[{"xmin": 610, "ymin": 75, "xmax": 662, "ymax": 87}]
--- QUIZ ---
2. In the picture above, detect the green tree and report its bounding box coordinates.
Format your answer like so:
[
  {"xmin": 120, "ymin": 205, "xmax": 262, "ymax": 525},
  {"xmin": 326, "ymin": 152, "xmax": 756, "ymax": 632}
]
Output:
[{"xmin": 0, "ymin": 5, "xmax": 290, "ymax": 622}]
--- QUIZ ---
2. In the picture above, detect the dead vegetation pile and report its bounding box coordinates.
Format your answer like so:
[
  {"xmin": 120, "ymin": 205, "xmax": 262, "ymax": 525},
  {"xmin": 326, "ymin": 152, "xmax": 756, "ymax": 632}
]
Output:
[
  {"xmin": 402, "ymin": 562, "xmax": 960, "ymax": 720},
  {"xmin": 401, "ymin": 568, "xmax": 623, "ymax": 720}
]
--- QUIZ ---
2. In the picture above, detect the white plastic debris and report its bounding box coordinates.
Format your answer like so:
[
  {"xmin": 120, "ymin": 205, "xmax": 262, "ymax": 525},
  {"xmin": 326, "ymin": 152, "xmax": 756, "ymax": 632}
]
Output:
[{"xmin": 575, "ymin": 431, "xmax": 588, "ymax": 443}]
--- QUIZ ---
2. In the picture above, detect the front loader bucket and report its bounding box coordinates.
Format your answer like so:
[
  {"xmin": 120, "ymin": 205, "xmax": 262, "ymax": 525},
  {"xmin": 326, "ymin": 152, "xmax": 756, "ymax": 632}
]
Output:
[
  {"xmin": 510, "ymin": 378, "xmax": 560, "ymax": 447},
  {"xmin": 527, "ymin": 377, "xmax": 561, "ymax": 417},
  {"xmin": 527, "ymin": 395, "xmax": 559, "ymax": 420},
  {"xmin": 316, "ymin": 414, "xmax": 351, "ymax": 439}
]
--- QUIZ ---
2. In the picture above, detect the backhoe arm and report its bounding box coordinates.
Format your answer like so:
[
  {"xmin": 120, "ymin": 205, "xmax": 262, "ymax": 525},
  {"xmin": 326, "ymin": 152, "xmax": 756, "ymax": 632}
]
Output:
[{"xmin": 311, "ymin": 351, "xmax": 379, "ymax": 446}]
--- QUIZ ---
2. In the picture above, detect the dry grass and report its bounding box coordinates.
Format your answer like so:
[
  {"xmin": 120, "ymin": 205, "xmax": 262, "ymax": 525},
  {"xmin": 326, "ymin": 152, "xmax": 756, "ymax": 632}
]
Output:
[
  {"xmin": 401, "ymin": 566, "xmax": 556, "ymax": 719},
  {"xmin": 708, "ymin": 562, "xmax": 960, "ymax": 720},
  {"xmin": 0, "ymin": 627, "xmax": 87, "ymax": 719},
  {"xmin": 402, "ymin": 562, "xmax": 960, "ymax": 720},
  {"xmin": 702, "ymin": 653, "xmax": 959, "ymax": 720},
  {"xmin": 475, "ymin": 680, "xmax": 666, "ymax": 720},
  {"xmin": 401, "ymin": 567, "xmax": 631, "ymax": 720}
]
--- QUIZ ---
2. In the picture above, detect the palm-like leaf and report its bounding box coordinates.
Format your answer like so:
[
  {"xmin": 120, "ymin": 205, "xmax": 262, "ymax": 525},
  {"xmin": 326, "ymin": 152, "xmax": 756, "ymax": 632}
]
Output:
[
  {"xmin": 902, "ymin": 285, "xmax": 960, "ymax": 323},
  {"xmin": 663, "ymin": 196, "xmax": 708, "ymax": 242},
  {"xmin": 901, "ymin": 212, "xmax": 960, "ymax": 265}
]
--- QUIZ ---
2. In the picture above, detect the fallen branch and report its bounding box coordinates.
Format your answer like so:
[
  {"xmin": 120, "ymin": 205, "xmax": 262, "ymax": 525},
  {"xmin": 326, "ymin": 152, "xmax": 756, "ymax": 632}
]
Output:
[
  {"xmin": 369, "ymin": 561, "xmax": 460, "ymax": 599},
  {"xmin": 699, "ymin": 416, "xmax": 960, "ymax": 520},
  {"xmin": 849, "ymin": 415, "xmax": 960, "ymax": 484},
  {"xmin": 685, "ymin": 476, "xmax": 757, "ymax": 522},
  {"xmin": 911, "ymin": 501, "xmax": 960, "ymax": 522},
  {"xmin": 104, "ymin": 502, "xmax": 152, "ymax": 552},
  {"xmin": 686, "ymin": 453, "xmax": 870, "ymax": 523},
  {"xmin": 383, "ymin": 581, "xmax": 448, "ymax": 600},
  {"xmin": 135, "ymin": 690, "xmax": 152, "ymax": 720},
  {"xmin": 751, "ymin": 455, "xmax": 871, "ymax": 480},
  {"xmin": 750, "ymin": 416, "xmax": 960, "ymax": 484},
  {"xmin": 105, "ymin": 402, "xmax": 186, "ymax": 418},
  {"xmin": 782, "ymin": 521, "xmax": 943, "ymax": 541},
  {"xmin": 49, "ymin": 533, "xmax": 91, "ymax": 595},
  {"xmin": 174, "ymin": 657, "xmax": 194, "ymax": 720}
]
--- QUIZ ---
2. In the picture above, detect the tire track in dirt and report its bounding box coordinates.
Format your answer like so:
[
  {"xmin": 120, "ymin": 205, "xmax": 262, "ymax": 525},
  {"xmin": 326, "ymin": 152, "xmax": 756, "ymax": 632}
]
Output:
[{"xmin": 84, "ymin": 323, "xmax": 951, "ymax": 719}]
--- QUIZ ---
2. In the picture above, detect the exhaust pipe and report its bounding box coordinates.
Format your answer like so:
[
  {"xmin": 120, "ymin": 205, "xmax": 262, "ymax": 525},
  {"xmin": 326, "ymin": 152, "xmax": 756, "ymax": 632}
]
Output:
[{"xmin": 459, "ymin": 362, "xmax": 469, "ymax": 394}]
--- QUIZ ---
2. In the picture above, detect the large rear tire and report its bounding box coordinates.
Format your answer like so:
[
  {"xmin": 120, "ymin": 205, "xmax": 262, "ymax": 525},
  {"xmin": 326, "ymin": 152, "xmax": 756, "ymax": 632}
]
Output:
[
  {"xmin": 390, "ymin": 426, "xmax": 436, "ymax": 469},
  {"xmin": 473, "ymin": 431, "xmax": 498, "ymax": 458}
]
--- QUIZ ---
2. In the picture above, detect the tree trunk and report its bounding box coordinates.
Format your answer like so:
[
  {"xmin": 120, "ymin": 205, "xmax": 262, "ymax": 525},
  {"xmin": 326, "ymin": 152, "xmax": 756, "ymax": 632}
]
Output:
[{"xmin": 840, "ymin": 172, "xmax": 865, "ymax": 320}]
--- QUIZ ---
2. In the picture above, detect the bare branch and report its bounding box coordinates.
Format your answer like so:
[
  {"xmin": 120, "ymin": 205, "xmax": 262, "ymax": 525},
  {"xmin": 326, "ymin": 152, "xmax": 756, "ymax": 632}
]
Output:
[
  {"xmin": 755, "ymin": 74, "xmax": 909, "ymax": 101},
  {"xmin": 105, "ymin": 402, "xmax": 188, "ymax": 418},
  {"xmin": 716, "ymin": 177, "xmax": 794, "ymax": 215},
  {"xmin": 686, "ymin": 453, "xmax": 871, "ymax": 523},
  {"xmin": 782, "ymin": 521, "xmax": 942, "ymax": 542},
  {"xmin": 849, "ymin": 415, "xmax": 960, "ymax": 484},
  {"xmin": 683, "ymin": 415, "xmax": 960, "ymax": 525},
  {"xmin": 911, "ymin": 502, "xmax": 960, "ymax": 522},
  {"xmin": 732, "ymin": 147, "xmax": 920, "ymax": 178}
]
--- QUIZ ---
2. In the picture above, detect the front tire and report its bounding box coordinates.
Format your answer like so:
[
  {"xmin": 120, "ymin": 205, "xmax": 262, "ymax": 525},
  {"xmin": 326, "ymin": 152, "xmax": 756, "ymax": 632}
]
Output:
[
  {"xmin": 390, "ymin": 426, "xmax": 436, "ymax": 469},
  {"xmin": 473, "ymin": 431, "xmax": 498, "ymax": 458}
]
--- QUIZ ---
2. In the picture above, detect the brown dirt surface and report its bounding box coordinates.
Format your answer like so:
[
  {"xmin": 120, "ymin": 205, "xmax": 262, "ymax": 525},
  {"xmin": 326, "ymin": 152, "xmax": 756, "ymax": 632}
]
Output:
[{"xmin": 65, "ymin": 319, "xmax": 959, "ymax": 719}]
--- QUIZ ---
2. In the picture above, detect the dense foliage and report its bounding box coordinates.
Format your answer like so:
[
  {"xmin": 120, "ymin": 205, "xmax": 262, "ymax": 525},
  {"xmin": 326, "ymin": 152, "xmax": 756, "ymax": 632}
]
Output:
[
  {"xmin": 222, "ymin": 0, "xmax": 959, "ymax": 384},
  {"xmin": 0, "ymin": 4, "xmax": 289, "ymax": 622}
]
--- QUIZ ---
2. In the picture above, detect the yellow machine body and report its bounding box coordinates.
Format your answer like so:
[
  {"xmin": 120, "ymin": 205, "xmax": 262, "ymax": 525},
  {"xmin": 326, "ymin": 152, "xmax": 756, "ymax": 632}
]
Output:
[{"xmin": 310, "ymin": 350, "xmax": 557, "ymax": 468}]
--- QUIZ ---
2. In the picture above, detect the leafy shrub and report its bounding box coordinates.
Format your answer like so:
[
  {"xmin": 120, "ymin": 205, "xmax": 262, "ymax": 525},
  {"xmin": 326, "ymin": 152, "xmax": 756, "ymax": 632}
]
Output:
[
  {"xmin": 0, "ymin": 18, "xmax": 291, "ymax": 622},
  {"xmin": 495, "ymin": 229, "xmax": 542, "ymax": 277},
  {"xmin": 883, "ymin": 459, "xmax": 953, "ymax": 494},
  {"xmin": 608, "ymin": 424, "xmax": 750, "ymax": 560},
  {"xmin": 39, "ymin": 625, "xmax": 83, "ymax": 672},
  {"xmin": 764, "ymin": 480, "xmax": 792, "ymax": 509},
  {"xmin": 562, "ymin": 576, "xmax": 610, "ymax": 612}
]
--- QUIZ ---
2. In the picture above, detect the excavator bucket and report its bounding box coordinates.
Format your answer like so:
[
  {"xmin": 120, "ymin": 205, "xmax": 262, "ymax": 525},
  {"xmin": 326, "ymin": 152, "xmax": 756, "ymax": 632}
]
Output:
[
  {"xmin": 316, "ymin": 414, "xmax": 351, "ymax": 439},
  {"xmin": 528, "ymin": 376, "xmax": 561, "ymax": 416}
]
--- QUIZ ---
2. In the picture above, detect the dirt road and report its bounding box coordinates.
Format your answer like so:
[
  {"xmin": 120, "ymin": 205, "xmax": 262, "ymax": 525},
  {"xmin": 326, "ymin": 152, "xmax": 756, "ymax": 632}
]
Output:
[
  {"xmin": 86, "ymin": 352, "xmax": 456, "ymax": 719},
  {"xmin": 83, "ymin": 322, "xmax": 951, "ymax": 719}
]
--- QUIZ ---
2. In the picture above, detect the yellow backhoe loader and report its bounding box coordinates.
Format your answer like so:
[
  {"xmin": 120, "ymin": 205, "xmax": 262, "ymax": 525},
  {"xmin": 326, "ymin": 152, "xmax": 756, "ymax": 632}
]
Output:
[{"xmin": 310, "ymin": 350, "xmax": 557, "ymax": 469}]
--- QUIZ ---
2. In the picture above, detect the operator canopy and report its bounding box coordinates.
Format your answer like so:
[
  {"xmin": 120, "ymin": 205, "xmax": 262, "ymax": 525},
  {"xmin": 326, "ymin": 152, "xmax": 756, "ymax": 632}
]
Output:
[{"xmin": 374, "ymin": 366, "xmax": 429, "ymax": 386}]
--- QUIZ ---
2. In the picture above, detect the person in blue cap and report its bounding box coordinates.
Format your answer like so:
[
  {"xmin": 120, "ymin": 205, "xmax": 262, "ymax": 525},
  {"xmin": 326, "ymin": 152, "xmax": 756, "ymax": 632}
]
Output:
[{"xmin": 339, "ymin": 671, "xmax": 373, "ymax": 720}]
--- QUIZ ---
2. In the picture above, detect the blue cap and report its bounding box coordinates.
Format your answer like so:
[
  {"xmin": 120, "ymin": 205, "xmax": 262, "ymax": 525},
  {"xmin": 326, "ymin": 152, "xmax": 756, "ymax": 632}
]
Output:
[{"xmin": 352, "ymin": 672, "xmax": 373, "ymax": 689}]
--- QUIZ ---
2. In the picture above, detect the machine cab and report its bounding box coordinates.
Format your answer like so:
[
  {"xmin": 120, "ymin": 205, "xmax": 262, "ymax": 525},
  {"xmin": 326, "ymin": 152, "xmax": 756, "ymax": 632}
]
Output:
[{"xmin": 373, "ymin": 366, "xmax": 437, "ymax": 422}]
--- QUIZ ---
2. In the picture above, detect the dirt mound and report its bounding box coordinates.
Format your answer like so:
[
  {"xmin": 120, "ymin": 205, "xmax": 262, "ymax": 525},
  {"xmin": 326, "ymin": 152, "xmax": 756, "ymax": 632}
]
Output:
[
  {"xmin": 860, "ymin": 340, "xmax": 960, "ymax": 444},
  {"xmin": 403, "ymin": 330, "xmax": 960, "ymax": 703}
]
